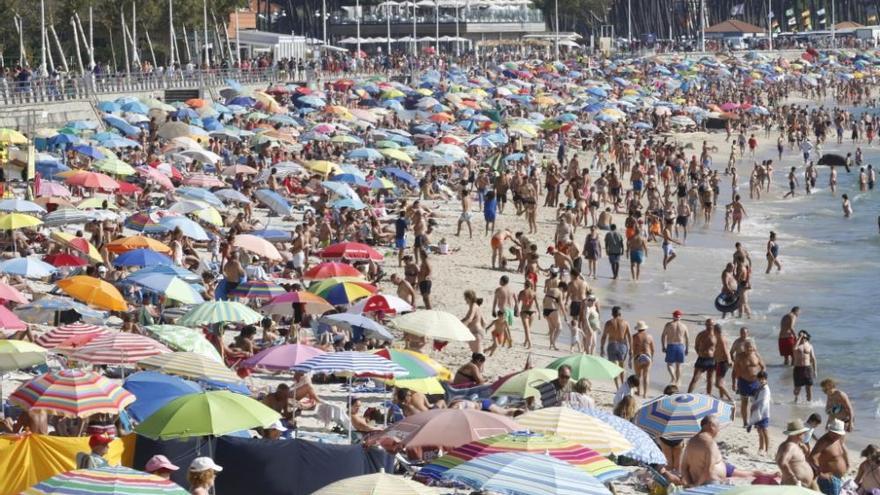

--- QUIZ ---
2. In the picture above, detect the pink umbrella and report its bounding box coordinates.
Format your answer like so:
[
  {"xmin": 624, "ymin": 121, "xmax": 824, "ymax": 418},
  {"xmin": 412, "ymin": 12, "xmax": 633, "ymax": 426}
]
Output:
[
  {"xmin": 36, "ymin": 322, "xmax": 108, "ymax": 349},
  {"xmin": 240, "ymin": 344, "xmax": 325, "ymax": 371},
  {"xmin": 376, "ymin": 409, "xmax": 521, "ymax": 449},
  {"xmin": 0, "ymin": 305, "xmax": 27, "ymax": 336},
  {"xmin": 0, "ymin": 282, "xmax": 28, "ymax": 304},
  {"xmin": 312, "ymin": 123, "xmax": 336, "ymax": 134},
  {"xmin": 137, "ymin": 166, "xmax": 174, "ymax": 190},
  {"xmin": 233, "ymin": 234, "xmax": 282, "ymax": 261},
  {"xmin": 719, "ymin": 102, "xmax": 740, "ymax": 111},
  {"xmin": 37, "ymin": 181, "xmax": 72, "ymax": 197},
  {"xmin": 70, "ymin": 333, "xmax": 170, "ymax": 365},
  {"xmin": 184, "ymin": 173, "xmax": 225, "ymax": 188}
]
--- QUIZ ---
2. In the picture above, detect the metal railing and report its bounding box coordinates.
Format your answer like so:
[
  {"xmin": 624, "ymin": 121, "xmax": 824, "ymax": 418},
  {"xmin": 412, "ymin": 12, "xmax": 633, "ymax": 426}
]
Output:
[{"xmin": 0, "ymin": 67, "xmax": 288, "ymax": 106}]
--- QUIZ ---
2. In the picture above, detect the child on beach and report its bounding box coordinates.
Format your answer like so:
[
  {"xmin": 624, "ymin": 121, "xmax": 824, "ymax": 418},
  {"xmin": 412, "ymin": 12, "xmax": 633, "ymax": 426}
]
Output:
[
  {"xmin": 802, "ymin": 413, "xmax": 822, "ymax": 448},
  {"xmin": 485, "ymin": 311, "xmax": 512, "ymax": 356},
  {"xmin": 747, "ymin": 371, "xmax": 771, "ymax": 455}
]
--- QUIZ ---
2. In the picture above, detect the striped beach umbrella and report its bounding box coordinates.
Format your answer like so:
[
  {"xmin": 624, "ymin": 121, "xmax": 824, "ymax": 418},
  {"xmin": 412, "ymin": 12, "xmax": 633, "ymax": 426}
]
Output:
[
  {"xmin": 22, "ymin": 466, "xmax": 188, "ymax": 495},
  {"xmin": 36, "ymin": 322, "xmax": 107, "ymax": 349},
  {"xmin": 138, "ymin": 352, "xmax": 239, "ymax": 383},
  {"xmin": 314, "ymin": 472, "xmax": 434, "ymax": 495},
  {"xmin": 261, "ymin": 291, "xmax": 334, "ymax": 315},
  {"xmin": 633, "ymin": 393, "xmax": 735, "ymax": 441},
  {"xmin": 9, "ymin": 369, "xmax": 135, "ymax": 417},
  {"xmin": 371, "ymin": 348, "xmax": 438, "ymax": 379},
  {"xmin": 516, "ymin": 407, "xmax": 632, "ymax": 456},
  {"xmin": 230, "ymin": 279, "xmax": 287, "ymax": 300},
  {"xmin": 312, "ymin": 280, "xmax": 376, "ymax": 305},
  {"xmin": 293, "ymin": 351, "xmax": 409, "ymax": 378},
  {"xmin": 378, "ymin": 409, "xmax": 519, "ymax": 449},
  {"xmin": 144, "ymin": 325, "xmax": 223, "ymax": 362},
  {"xmin": 123, "ymin": 211, "xmax": 166, "ymax": 233},
  {"xmin": 577, "ymin": 408, "xmax": 667, "ymax": 465},
  {"xmin": 419, "ymin": 431, "xmax": 626, "ymax": 484},
  {"xmin": 71, "ymin": 333, "xmax": 171, "ymax": 365},
  {"xmin": 241, "ymin": 344, "xmax": 325, "ymax": 371},
  {"xmin": 442, "ymin": 452, "xmax": 611, "ymax": 495},
  {"xmin": 177, "ymin": 301, "xmax": 263, "ymax": 326}
]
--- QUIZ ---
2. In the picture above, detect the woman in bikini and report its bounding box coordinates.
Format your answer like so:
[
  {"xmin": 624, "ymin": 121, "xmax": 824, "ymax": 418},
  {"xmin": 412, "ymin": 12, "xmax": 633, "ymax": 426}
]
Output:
[
  {"xmin": 542, "ymin": 284, "xmax": 564, "ymax": 351},
  {"xmin": 461, "ymin": 290, "xmax": 487, "ymax": 353},
  {"xmin": 517, "ymin": 281, "xmax": 540, "ymax": 349}
]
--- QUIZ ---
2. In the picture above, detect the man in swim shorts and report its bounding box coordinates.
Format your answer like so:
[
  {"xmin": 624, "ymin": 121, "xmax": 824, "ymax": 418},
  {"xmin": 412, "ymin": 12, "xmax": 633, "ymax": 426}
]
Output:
[
  {"xmin": 661, "ymin": 310, "xmax": 689, "ymax": 385},
  {"xmin": 733, "ymin": 340, "xmax": 766, "ymax": 427},
  {"xmin": 688, "ymin": 319, "xmax": 717, "ymax": 395},
  {"xmin": 779, "ymin": 306, "xmax": 799, "ymax": 366},
  {"xmin": 601, "ymin": 306, "xmax": 632, "ymax": 388},
  {"xmin": 631, "ymin": 321, "xmax": 654, "ymax": 398},
  {"xmin": 492, "ymin": 275, "xmax": 517, "ymax": 330}
]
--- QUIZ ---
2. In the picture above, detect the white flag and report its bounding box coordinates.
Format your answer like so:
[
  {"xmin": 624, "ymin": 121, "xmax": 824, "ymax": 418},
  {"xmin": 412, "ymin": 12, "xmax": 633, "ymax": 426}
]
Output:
[{"xmin": 730, "ymin": 3, "xmax": 745, "ymax": 16}]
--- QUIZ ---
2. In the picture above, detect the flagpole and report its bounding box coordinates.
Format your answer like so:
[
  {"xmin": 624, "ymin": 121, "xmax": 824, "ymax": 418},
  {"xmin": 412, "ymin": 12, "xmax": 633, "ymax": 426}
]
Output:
[
  {"xmin": 699, "ymin": 0, "xmax": 705, "ymax": 52},
  {"xmin": 767, "ymin": 0, "xmax": 772, "ymax": 51},
  {"xmin": 831, "ymin": 0, "xmax": 836, "ymax": 48}
]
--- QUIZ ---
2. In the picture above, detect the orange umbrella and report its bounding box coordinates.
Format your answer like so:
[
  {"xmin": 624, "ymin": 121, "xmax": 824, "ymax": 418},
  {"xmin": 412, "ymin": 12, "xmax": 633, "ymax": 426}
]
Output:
[
  {"xmin": 106, "ymin": 235, "xmax": 172, "ymax": 255},
  {"xmin": 65, "ymin": 171, "xmax": 119, "ymax": 190},
  {"xmin": 186, "ymin": 98, "xmax": 207, "ymax": 108},
  {"xmin": 429, "ymin": 112, "xmax": 455, "ymax": 123},
  {"xmin": 57, "ymin": 275, "xmax": 128, "ymax": 311}
]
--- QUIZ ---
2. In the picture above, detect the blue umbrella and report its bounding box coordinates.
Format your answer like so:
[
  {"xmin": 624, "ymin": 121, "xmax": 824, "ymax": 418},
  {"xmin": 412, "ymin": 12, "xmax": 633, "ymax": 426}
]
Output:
[
  {"xmin": 320, "ymin": 313, "xmax": 394, "ymax": 340},
  {"xmin": 634, "ymin": 393, "xmax": 735, "ymax": 441},
  {"xmin": 254, "ymin": 189, "xmax": 292, "ymax": 216},
  {"xmin": 48, "ymin": 133, "xmax": 82, "ymax": 147},
  {"xmin": 330, "ymin": 173, "xmax": 369, "ymax": 187},
  {"xmin": 0, "ymin": 199, "xmax": 46, "ymax": 214},
  {"xmin": 321, "ymin": 181, "xmax": 358, "ymax": 199},
  {"xmin": 158, "ymin": 216, "xmax": 209, "ymax": 241},
  {"xmin": 14, "ymin": 296, "xmax": 107, "ymax": 324},
  {"xmin": 65, "ymin": 120, "xmax": 98, "ymax": 131},
  {"xmin": 125, "ymin": 272, "xmax": 204, "ymax": 304},
  {"xmin": 468, "ymin": 135, "xmax": 497, "ymax": 148},
  {"xmin": 504, "ymin": 152, "xmax": 525, "ymax": 162},
  {"xmin": 292, "ymin": 351, "xmax": 408, "ymax": 376},
  {"xmin": 120, "ymin": 100, "xmax": 150, "ymax": 114},
  {"xmin": 103, "ymin": 115, "xmax": 142, "ymax": 136},
  {"xmin": 213, "ymin": 188, "xmax": 251, "ymax": 205},
  {"xmin": 346, "ymin": 147, "xmax": 384, "ymax": 161},
  {"xmin": 251, "ymin": 229, "xmax": 291, "ymax": 242},
  {"xmin": 576, "ymin": 408, "xmax": 666, "ymax": 465},
  {"xmin": 586, "ymin": 87, "xmax": 608, "ymax": 98},
  {"xmin": 227, "ymin": 96, "xmax": 256, "ymax": 106},
  {"xmin": 35, "ymin": 160, "xmax": 70, "ymax": 179},
  {"xmin": 297, "ymin": 96, "xmax": 326, "ymax": 108},
  {"xmin": 130, "ymin": 264, "xmax": 201, "ymax": 283},
  {"xmin": 0, "ymin": 257, "xmax": 57, "ymax": 278},
  {"xmin": 100, "ymin": 136, "xmax": 141, "ymax": 148},
  {"xmin": 112, "ymin": 248, "xmax": 173, "ymax": 268},
  {"xmin": 382, "ymin": 167, "xmax": 417, "ymax": 187},
  {"xmin": 97, "ymin": 101, "xmax": 121, "ymax": 112},
  {"xmin": 71, "ymin": 144, "xmax": 105, "ymax": 160},
  {"xmin": 415, "ymin": 151, "xmax": 453, "ymax": 167},
  {"xmin": 123, "ymin": 371, "xmax": 201, "ymax": 422},
  {"xmin": 171, "ymin": 108, "xmax": 199, "ymax": 120},
  {"xmin": 200, "ymin": 378, "xmax": 251, "ymax": 395},
  {"xmin": 176, "ymin": 187, "xmax": 224, "ymax": 208}
]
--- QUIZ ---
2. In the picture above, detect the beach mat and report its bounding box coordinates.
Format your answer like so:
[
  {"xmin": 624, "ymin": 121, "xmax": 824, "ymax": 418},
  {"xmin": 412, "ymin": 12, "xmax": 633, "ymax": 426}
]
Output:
[{"xmin": 133, "ymin": 435, "xmax": 392, "ymax": 494}]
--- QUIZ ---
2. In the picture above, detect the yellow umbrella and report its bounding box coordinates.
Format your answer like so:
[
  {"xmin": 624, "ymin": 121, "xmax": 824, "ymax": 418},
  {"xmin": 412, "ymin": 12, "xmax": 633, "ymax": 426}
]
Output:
[
  {"xmin": 383, "ymin": 377, "xmax": 445, "ymax": 395},
  {"xmin": 304, "ymin": 160, "xmax": 339, "ymax": 175},
  {"xmin": 380, "ymin": 148, "xmax": 413, "ymax": 164},
  {"xmin": 191, "ymin": 205, "xmax": 223, "ymax": 226},
  {"xmin": 516, "ymin": 407, "xmax": 632, "ymax": 456},
  {"xmin": 415, "ymin": 88, "xmax": 433, "ymax": 96},
  {"xmin": 77, "ymin": 196, "xmax": 119, "ymax": 210},
  {"xmin": 390, "ymin": 310, "xmax": 474, "ymax": 342},
  {"xmin": 0, "ymin": 340, "xmax": 47, "ymax": 372},
  {"xmin": 57, "ymin": 275, "xmax": 128, "ymax": 311},
  {"xmin": 50, "ymin": 231, "xmax": 103, "ymax": 263},
  {"xmin": 381, "ymin": 89, "xmax": 405, "ymax": 99},
  {"xmin": 93, "ymin": 157, "xmax": 136, "ymax": 176},
  {"xmin": 0, "ymin": 213, "xmax": 42, "ymax": 230},
  {"xmin": 0, "ymin": 128, "xmax": 27, "ymax": 144},
  {"xmin": 314, "ymin": 472, "xmax": 433, "ymax": 495}
]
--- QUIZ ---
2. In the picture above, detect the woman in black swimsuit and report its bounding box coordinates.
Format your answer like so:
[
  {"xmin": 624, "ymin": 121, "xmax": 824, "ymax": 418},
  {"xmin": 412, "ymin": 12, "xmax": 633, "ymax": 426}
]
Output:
[
  {"xmin": 542, "ymin": 285, "xmax": 564, "ymax": 351},
  {"xmin": 517, "ymin": 281, "xmax": 540, "ymax": 349}
]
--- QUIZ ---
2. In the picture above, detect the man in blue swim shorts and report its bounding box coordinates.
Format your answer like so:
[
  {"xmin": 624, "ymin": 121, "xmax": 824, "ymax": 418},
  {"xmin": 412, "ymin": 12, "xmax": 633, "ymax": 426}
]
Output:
[
  {"xmin": 601, "ymin": 306, "xmax": 631, "ymax": 388},
  {"xmin": 661, "ymin": 310, "xmax": 689, "ymax": 385},
  {"xmin": 733, "ymin": 339, "xmax": 766, "ymax": 427}
]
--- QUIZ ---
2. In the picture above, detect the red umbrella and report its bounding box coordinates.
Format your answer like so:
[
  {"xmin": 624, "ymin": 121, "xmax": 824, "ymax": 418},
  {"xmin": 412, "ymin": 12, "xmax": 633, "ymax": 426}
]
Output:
[
  {"xmin": 304, "ymin": 262, "xmax": 364, "ymax": 280},
  {"xmin": 36, "ymin": 322, "xmax": 108, "ymax": 349},
  {"xmin": 117, "ymin": 182, "xmax": 143, "ymax": 194},
  {"xmin": 319, "ymin": 242, "xmax": 383, "ymax": 261},
  {"xmin": 71, "ymin": 333, "xmax": 170, "ymax": 365},
  {"xmin": 333, "ymin": 79, "xmax": 355, "ymax": 92},
  {"xmin": 43, "ymin": 253, "xmax": 89, "ymax": 267}
]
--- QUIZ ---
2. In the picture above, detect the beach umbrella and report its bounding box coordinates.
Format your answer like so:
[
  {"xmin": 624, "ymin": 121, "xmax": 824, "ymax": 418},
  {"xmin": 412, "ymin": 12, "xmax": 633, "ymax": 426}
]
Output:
[
  {"xmin": 130, "ymin": 264, "xmax": 200, "ymax": 283},
  {"xmin": 183, "ymin": 173, "xmax": 225, "ymax": 188},
  {"xmin": 57, "ymin": 275, "xmax": 128, "ymax": 311},
  {"xmin": 36, "ymin": 180, "xmax": 72, "ymax": 197},
  {"xmin": 94, "ymin": 157, "xmax": 136, "ymax": 176},
  {"xmin": 127, "ymin": 272, "xmax": 204, "ymax": 305},
  {"xmin": 144, "ymin": 325, "xmax": 223, "ymax": 362},
  {"xmin": 293, "ymin": 350, "xmax": 409, "ymax": 378},
  {"xmin": 112, "ymin": 248, "xmax": 173, "ymax": 268},
  {"xmin": 346, "ymin": 147, "xmax": 384, "ymax": 161},
  {"xmin": 241, "ymin": 344, "xmax": 325, "ymax": 371},
  {"xmin": 176, "ymin": 187, "xmax": 224, "ymax": 208},
  {"xmin": 135, "ymin": 390, "xmax": 280, "ymax": 440},
  {"xmin": 50, "ymin": 231, "xmax": 102, "ymax": 262},
  {"xmin": 347, "ymin": 293, "xmax": 413, "ymax": 315},
  {"xmin": 321, "ymin": 313, "xmax": 394, "ymax": 341},
  {"xmin": 0, "ymin": 199, "xmax": 45, "ymax": 214},
  {"xmin": 177, "ymin": 301, "xmax": 263, "ymax": 326},
  {"xmin": 380, "ymin": 148, "xmax": 414, "ymax": 164},
  {"xmin": 254, "ymin": 189, "xmax": 292, "ymax": 216},
  {"xmin": 123, "ymin": 371, "xmax": 201, "ymax": 423},
  {"xmin": 419, "ymin": 431, "xmax": 626, "ymax": 484},
  {"xmin": 0, "ymin": 128, "xmax": 28, "ymax": 144},
  {"xmin": 441, "ymin": 452, "xmax": 611, "ymax": 495},
  {"xmin": 229, "ymin": 279, "xmax": 287, "ymax": 300},
  {"xmin": 389, "ymin": 310, "xmax": 475, "ymax": 342},
  {"xmin": 138, "ymin": 352, "xmax": 239, "ymax": 383},
  {"xmin": 107, "ymin": 235, "xmax": 172, "ymax": 255},
  {"xmin": 14, "ymin": 296, "xmax": 106, "ymax": 325},
  {"xmin": 379, "ymin": 409, "xmax": 519, "ymax": 449},
  {"xmin": 76, "ymin": 196, "xmax": 119, "ymax": 210},
  {"xmin": 319, "ymin": 242, "xmax": 383, "ymax": 261},
  {"xmin": 0, "ymin": 340, "xmax": 47, "ymax": 371},
  {"xmin": 213, "ymin": 188, "xmax": 251, "ymax": 204},
  {"xmin": 22, "ymin": 466, "xmax": 189, "ymax": 495},
  {"xmin": 71, "ymin": 333, "xmax": 170, "ymax": 365},
  {"xmin": 0, "ymin": 213, "xmax": 42, "ymax": 230},
  {"xmin": 9, "ymin": 369, "xmax": 135, "ymax": 417},
  {"xmin": 157, "ymin": 216, "xmax": 210, "ymax": 241},
  {"xmin": 0, "ymin": 305, "xmax": 26, "ymax": 335},
  {"xmin": 304, "ymin": 262, "xmax": 364, "ymax": 280},
  {"xmin": 303, "ymin": 160, "xmax": 338, "ymax": 176},
  {"xmin": 491, "ymin": 368, "xmax": 557, "ymax": 400},
  {"xmin": 71, "ymin": 144, "xmax": 106, "ymax": 160},
  {"xmin": 546, "ymin": 354, "xmax": 624, "ymax": 381},
  {"xmin": 633, "ymin": 393, "xmax": 735, "ymax": 441},
  {"xmin": 233, "ymin": 234, "xmax": 282, "ymax": 261},
  {"xmin": 36, "ymin": 322, "xmax": 107, "ymax": 349},
  {"xmin": 0, "ymin": 257, "xmax": 57, "ymax": 278},
  {"xmin": 65, "ymin": 171, "xmax": 119, "ymax": 190},
  {"xmin": 577, "ymin": 407, "xmax": 666, "ymax": 464},
  {"xmin": 261, "ymin": 291, "xmax": 334, "ymax": 315},
  {"xmin": 0, "ymin": 281, "xmax": 29, "ymax": 304},
  {"xmin": 314, "ymin": 472, "xmax": 434, "ymax": 495},
  {"xmin": 123, "ymin": 211, "xmax": 166, "ymax": 233},
  {"xmin": 312, "ymin": 280, "xmax": 376, "ymax": 305},
  {"xmin": 516, "ymin": 407, "xmax": 632, "ymax": 456},
  {"xmin": 43, "ymin": 208, "xmax": 94, "ymax": 226},
  {"xmin": 369, "ymin": 348, "xmax": 437, "ymax": 379}
]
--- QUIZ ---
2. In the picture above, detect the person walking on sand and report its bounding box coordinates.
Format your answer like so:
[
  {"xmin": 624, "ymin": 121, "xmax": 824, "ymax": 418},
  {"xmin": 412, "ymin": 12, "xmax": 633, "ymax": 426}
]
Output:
[
  {"xmin": 627, "ymin": 230, "xmax": 648, "ymax": 281},
  {"xmin": 688, "ymin": 319, "xmax": 717, "ymax": 395},
  {"xmin": 456, "ymin": 186, "xmax": 473, "ymax": 238},
  {"xmin": 461, "ymin": 290, "xmax": 487, "ymax": 353},
  {"xmin": 661, "ymin": 310, "xmax": 689, "ymax": 385},
  {"xmin": 766, "ymin": 231, "xmax": 782, "ymax": 273},
  {"xmin": 779, "ymin": 307, "xmax": 799, "ymax": 366},
  {"xmin": 517, "ymin": 281, "xmax": 540, "ymax": 349},
  {"xmin": 604, "ymin": 224, "xmax": 625, "ymax": 280},
  {"xmin": 601, "ymin": 306, "xmax": 631, "ymax": 388},
  {"xmin": 492, "ymin": 275, "xmax": 517, "ymax": 338},
  {"xmin": 712, "ymin": 324, "xmax": 733, "ymax": 401},
  {"xmin": 810, "ymin": 419, "xmax": 850, "ymax": 495},
  {"xmin": 733, "ymin": 340, "xmax": 766, "ymax": 427},
  {"xmin": 793, "ymin": 331, "xmax": 818, "ymax": 403},
  {"xmin": 631, "ymin": 321, "xmax": 654, "ymax": 398},
  {"xmin": 776, "ymin": 419, "xmax": 817, "ymax": 488}
]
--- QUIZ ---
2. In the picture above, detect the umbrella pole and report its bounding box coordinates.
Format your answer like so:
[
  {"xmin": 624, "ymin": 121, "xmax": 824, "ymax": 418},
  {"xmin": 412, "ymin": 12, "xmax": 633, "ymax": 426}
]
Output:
[
  {"xmin": 348, "ymin": 375, "xmax": 352, "ymax": 444},
  {"xmin": 0, "ymin": 373, "xmax": 5, "ymax": 420}
]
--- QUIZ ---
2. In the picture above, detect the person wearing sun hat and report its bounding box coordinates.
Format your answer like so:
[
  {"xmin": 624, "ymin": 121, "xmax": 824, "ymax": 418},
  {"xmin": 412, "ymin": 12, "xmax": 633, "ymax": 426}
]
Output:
[
  {"xmin": 775, "ymin": 418, "xmax": 815, "ymax": 488},
  {"xmin": 188, "ymin": 457, "xmax": 223, "ymax": 495},
  {"xmin": 145, "ymin": 455, "xmax": 179, "ymax": 480},
  {"xmin": 810, "ymin": 418, "xmax": 849, "ymax": 495},
  {"xmin": 631, "ymin": 320, "xmax": 654, "ymax": 398}
]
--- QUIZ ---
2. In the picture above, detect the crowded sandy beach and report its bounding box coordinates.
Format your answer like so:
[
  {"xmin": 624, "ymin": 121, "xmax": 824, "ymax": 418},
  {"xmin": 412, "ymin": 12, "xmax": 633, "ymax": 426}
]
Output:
[{"xmin": 0, "ymin": 43, "xmax": 878, "ymax": 495}]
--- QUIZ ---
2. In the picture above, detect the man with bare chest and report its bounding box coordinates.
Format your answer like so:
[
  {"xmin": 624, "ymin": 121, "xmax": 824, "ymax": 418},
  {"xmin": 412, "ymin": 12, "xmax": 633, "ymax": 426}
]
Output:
[
  {"xmin": 688, "ymin": 319, "xmax": 717, "ymax": 395},
  {"xmin": 733, "ymin": 340, "xmax": 766, "ymax": 427},
  {"xmin": 601, "ymin": 306, "xmax": 631, "ymax": 388}
]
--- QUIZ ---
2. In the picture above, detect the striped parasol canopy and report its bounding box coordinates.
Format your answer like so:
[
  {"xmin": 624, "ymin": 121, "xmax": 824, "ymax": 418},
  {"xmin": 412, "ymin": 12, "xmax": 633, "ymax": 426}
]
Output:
[
  {"xmin": 314, "ymin": 472, "xmax": 434, "ymax": 495},
  {"xmin": 378, "ymin": 409, "xmax": 520, "ymax": 449},
  {"xmin": 293, "ymin": 351, "xmax": 409, "ymax": 378},
  {"xmin": 310, "ymin": 280, "xmax": 376, "ymax": 305},
  {"xmin": 577, "ymin": 408, "xmax": 667, "ymax": 465},
  {"xmin": 515, "ymin": 407, "xmax": 632, "ymax": 456},
  {"xmin": 319, "ymin": 241, "xmax": 383, "ymax": 261},
  {"xmin": 442, "ymin": 452, "xmax": 611, "ymax": 495},
  {"xmin": 177, "ymin": 301, "xmax": 263, "ymax": 326},
  {"xmin": 633, "ymin": 393, "xmax": 735, "ymax": 441},
  {"xmin": 229, "ymin": 279, "xmax": 287, "ymax": 300},
  {"xmin": 22, "ymin": 466, "xmax": 188, "ymax": 495},
  {"xmin": 261, "ymin": 290, "xmax": 334, "ymax": 315},
  {"xmin": 9, "ymin": 369, "xmax": 135, "ymax": 417},
  {"xmin": 70, "ymin": 333, "xmax": 171, "ymax": 365},
  {"xmin": 36, "ymin": 322, "xmax": 107, "ymax": 349},
  {"xmin": 138, "ymin": 352, "xmax": 240, "ymax": 383},
  {"xmin": 371, "ymin": 348, "xmax": 438, "ymax": 379},
  {"xmin": 144, "ymin": 325, "xmax": 223, "ymax": 362},
  {"xmin": 418, "ymin": 431, "xmax": 627, "ymax": 484},
  {"xmin": 241, "ymin": 344, "xmax": 325, "ymax": 371}
]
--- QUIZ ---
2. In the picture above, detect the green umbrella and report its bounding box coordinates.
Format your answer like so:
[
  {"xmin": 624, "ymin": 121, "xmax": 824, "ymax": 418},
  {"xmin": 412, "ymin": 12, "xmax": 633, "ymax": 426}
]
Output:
[
  {"xmin": 546, "ymin": 354, "xmax": 624, "ymax": 381},
  {"xmin": 93, "ymin": 157, "xmax": 136, "ymax": 176},
  {"xmin": 135, "ymin": 390, "xmax": 280, "ymax": 440},
  {"xmin": 491, "ymin": 368, "xmax": 557, "ymax": 400},
  {"xmin": 145, "ymin": 325, "xmax": 223, "ymax": 362},
  {"xmin": 177, "ymin": 301, "xmax": 262, "ymax": 326}
]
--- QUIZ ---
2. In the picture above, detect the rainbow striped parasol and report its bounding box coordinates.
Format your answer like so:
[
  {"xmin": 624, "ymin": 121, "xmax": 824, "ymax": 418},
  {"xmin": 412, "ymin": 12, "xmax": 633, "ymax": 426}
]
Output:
[
  {"xmin": 418, "ymin": 431, "xmax": 627, "ymax": 483},
  {"xmin": 515, "ymin": 407, "xmax": 633, "ymax": 456},
  {"xmin": 70, "ymin": 333, "xmax": 171, "ymax": 365},
  {"xmin": 22, "ymin": 466, "xmax": 188, "ymax": 494},
  {"xmin": 9, "ymin": 369, "xmax": 135, "ymax": 417},
  {"xmin": 633, "ymin": 393, "xmax": 735, "ymax": 441},
  {"xmin": 230, "ymin": 279, "xmax": 287, "ymax": 300}
]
